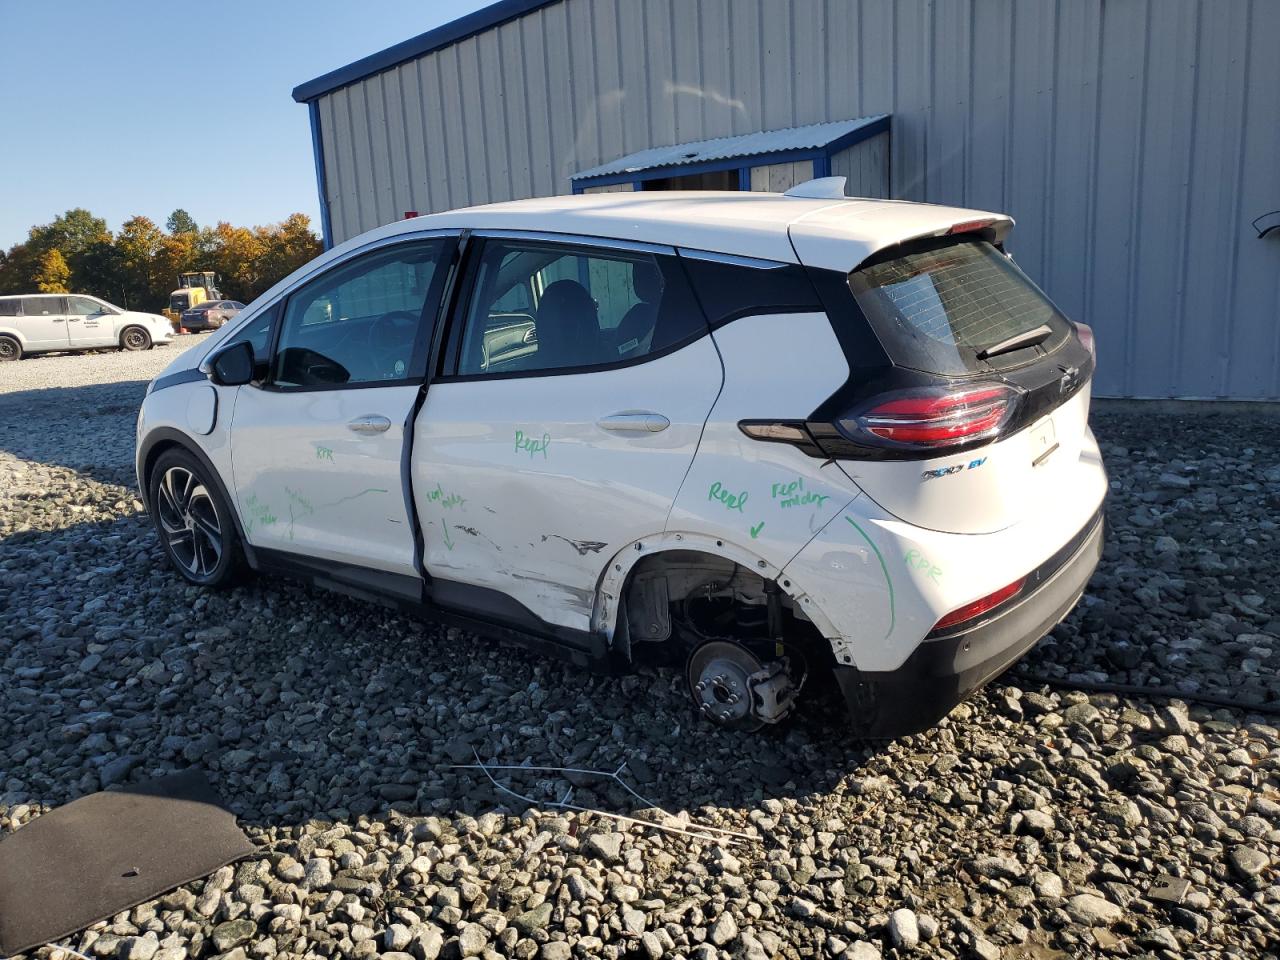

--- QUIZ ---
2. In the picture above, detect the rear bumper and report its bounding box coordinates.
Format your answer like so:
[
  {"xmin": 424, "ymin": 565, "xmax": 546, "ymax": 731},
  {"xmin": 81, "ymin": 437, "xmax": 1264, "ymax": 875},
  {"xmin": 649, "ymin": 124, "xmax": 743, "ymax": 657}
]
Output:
[{"xmin": 833, "ymin": 508, "xmax": 1104, "ymax": 737}]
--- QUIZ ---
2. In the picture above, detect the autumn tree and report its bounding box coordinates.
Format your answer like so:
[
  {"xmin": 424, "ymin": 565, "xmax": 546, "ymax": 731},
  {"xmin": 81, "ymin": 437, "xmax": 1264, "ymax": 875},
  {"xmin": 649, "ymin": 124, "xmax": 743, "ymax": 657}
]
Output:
[
  {"xmin": 34, "ymin": 249, "xmax": 70, "ymax": 293},
  {"xmin": 115, "ymin": 216, "xmax": 167, "ymax": 309}
]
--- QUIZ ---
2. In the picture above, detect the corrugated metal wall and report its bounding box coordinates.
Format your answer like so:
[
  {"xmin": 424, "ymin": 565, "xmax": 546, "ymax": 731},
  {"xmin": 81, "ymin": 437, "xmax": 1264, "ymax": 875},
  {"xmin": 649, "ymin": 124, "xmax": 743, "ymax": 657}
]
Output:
[{"xmin": 312, "ymin": 0, "xmax": 1280, "ymax": 399}]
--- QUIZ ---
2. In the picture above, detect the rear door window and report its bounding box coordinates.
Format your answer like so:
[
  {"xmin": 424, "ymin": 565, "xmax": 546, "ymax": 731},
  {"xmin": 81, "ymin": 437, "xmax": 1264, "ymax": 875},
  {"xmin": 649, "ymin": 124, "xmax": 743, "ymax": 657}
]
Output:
[
  {"xmin": 0, "ymin": 299, "xmax": 20, "ymax": 317},
  {"xmin": 453, "ymin": 239, "xmax": 705, "ymax": 377},
  {"xmin": 21, "ymin": 297, "xmax": 63, "ymax": 316},
  {"xmin": 849, "ymin": 238, "xmax": 1070, "ymax": 374}
]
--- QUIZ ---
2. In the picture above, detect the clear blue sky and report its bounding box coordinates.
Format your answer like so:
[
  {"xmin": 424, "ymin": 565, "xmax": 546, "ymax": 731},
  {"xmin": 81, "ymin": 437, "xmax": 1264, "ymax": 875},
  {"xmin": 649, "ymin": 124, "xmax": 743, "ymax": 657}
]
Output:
[{"xmin": 0, "ymin": 0, "xmax": 490, "ymax": 249}]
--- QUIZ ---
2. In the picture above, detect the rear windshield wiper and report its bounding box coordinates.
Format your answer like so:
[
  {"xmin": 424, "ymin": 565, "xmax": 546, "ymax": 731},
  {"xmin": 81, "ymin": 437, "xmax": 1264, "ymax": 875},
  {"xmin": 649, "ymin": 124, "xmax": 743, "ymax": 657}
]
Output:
[{"xmin": 976, "ymin": 323, "xmax": 1054, "ymax": 360}]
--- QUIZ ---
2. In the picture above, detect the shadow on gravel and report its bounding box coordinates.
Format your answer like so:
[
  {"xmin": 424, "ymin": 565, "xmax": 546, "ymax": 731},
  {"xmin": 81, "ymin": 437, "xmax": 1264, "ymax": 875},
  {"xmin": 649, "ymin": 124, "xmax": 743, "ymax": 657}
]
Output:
[
  {"xmin": 1, "ymin": 509, "xmax": 887, "ymax": 840},
  {"xmin": 0, "ymin": 380, "xmax": 151, "ymax": 487}
]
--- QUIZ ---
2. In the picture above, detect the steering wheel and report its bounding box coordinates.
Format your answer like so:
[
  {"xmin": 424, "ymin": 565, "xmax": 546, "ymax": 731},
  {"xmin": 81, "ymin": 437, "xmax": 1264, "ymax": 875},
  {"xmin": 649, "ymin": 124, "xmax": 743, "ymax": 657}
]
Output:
[{"xmin": 367, "ymin": 310, "xmax": 420, "ymax": 378}]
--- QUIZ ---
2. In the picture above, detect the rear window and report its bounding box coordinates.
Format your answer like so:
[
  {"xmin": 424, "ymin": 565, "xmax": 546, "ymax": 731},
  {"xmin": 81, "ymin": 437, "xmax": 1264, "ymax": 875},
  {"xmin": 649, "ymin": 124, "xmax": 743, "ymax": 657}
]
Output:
[
  {"xmin": 849, "ymin": 238, "xmax": 1070, "ymax": 374},
  {"xmin": 22, "ymin": 297, "xmax": 62, "ymax": 316},
  {"xmin": 0, "ymin": 299, "xmax": 20, "ymax": 317}
]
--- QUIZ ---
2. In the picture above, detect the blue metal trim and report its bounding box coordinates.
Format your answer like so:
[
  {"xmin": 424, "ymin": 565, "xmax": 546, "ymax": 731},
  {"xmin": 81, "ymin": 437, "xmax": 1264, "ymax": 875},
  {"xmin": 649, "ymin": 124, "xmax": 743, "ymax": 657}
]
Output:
[
  {"xmin": 308, "ymin": 101, "xmax": 334, "ymax": 249},
  {"xmin": 813, "ymin": 154, "xmax": 831, "ymax": 179},
  {"xmin": 738, "ymin": 167, "xmax": 751, "ymax": 191},
  {"xmin": 574, "ymin": 148, "xmax": 828, "ymax": 189},
  {"xmin": 822, "ymin": 113, "xmax": 891, "ymax": 155},
  {"xmin": 292, "ymin": 0, "xmax": 560, "ymax": 102}
]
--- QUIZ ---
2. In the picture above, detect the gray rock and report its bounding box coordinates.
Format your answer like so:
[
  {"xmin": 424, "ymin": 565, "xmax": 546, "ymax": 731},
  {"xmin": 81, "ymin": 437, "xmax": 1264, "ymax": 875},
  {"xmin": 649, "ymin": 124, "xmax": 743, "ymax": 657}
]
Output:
[
  {"xmin": 99, "ymin": 755, "xmax": 139, "ymax": 786},
  {"xmin": 210, "ymin": 919, "xmax": 256, "ymax": 953},
  {"xmin": 708, "ymin": 911, "xmax": 738, "ymax": 946},
  {"xmin": 846, "ymin": 943, "xmax": 882, "ymax": 960},
  {"xmin": 887, "ymin": 909, "xmax": 919, "ymax": 948},
  {"xmin": 539, "ymin": 942, "xmax": 571, "ymax": 960},
  {"xmin": 1066, "ymin": 893, "xmax": 1123, "ymax": 926},
  {"xmin": 585, "ymin": 831, "xmax": 624, "ymax": 862},
  {"xmin": 457, "ymin": 923, "xmax": 489, "ymax": 958},
  {"xmin": 117, "ymin": 936, "xmax": 158, "ymax": 960},
  {"xmin": 1228, "ymin": 845, "xmax": 1269, "ymax": 878}
]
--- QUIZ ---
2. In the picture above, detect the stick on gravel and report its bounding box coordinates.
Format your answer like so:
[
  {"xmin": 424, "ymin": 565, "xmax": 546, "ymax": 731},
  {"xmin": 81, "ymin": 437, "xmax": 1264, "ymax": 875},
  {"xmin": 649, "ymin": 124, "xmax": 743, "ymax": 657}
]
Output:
[{"xmin": 460, "ymin": 751, "xmax": 756, "ymax": 845}]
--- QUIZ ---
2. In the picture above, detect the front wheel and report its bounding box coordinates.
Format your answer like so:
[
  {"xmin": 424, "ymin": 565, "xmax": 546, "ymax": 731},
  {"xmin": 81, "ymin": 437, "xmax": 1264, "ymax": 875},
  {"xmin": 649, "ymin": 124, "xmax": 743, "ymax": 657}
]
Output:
[
  {"xmin": 121, "ymin": 326, "xmax": 152, "ymax": 351},
  {"xmin": 148, "ymin": 448, "xmax": 243, "ymax": 587},
  {"xmin": 0, "ymin": 335, "xmax": 21, "ymax": 361}
]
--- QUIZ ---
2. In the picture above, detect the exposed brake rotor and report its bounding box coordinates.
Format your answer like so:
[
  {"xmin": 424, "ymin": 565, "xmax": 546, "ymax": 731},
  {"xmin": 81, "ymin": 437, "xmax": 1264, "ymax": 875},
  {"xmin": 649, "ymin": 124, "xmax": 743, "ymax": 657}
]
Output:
[{"xmin": 686, "ymin": 639, "xmax": 797, "ymax": 731}]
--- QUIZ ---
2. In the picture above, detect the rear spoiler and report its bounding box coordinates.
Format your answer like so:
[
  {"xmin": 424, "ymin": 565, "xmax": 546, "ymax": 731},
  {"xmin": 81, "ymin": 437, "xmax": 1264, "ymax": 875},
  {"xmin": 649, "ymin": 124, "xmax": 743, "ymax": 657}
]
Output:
[{"xmin": 789, "ymin": 202, "xmax": 1015, "ymax": 274}]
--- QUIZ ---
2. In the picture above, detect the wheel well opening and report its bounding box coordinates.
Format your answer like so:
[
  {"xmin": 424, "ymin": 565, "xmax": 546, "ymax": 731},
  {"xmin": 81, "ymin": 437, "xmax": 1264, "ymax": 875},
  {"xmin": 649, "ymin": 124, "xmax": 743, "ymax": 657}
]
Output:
[{"xmin": 617, "ymin": 549, "xmax": 833, "ymax": 669}]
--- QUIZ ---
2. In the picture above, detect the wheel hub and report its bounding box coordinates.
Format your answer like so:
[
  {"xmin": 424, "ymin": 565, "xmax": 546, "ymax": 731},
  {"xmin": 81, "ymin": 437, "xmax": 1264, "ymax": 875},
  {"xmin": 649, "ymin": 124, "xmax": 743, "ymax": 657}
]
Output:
[{"xmin": 687, "ymin": 639, "xmax": 799, "ymax": 730}]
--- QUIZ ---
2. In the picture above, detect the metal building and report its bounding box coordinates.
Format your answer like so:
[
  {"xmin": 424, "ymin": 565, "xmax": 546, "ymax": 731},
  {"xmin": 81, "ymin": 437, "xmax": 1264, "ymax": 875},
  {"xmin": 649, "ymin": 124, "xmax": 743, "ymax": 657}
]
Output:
[{"xmin": 293, "ymin": 0, "xmax": 1280, "ymax": 400}]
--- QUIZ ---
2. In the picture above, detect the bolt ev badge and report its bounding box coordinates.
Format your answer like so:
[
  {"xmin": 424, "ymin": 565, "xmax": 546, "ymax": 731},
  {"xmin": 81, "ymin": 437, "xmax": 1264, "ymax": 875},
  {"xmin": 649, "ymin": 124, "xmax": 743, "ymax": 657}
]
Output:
[{"xmin": 921, "ymin": 456, "xmax": 988, "ymax": 481}]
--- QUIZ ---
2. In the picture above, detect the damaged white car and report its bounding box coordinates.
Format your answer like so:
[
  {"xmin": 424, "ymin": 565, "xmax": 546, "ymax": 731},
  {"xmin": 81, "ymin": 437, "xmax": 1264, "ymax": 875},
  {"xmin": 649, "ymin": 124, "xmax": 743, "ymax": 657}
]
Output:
[{"xmin": 135, "ymin": 184, "xmax": 1105, "ymax": 736}]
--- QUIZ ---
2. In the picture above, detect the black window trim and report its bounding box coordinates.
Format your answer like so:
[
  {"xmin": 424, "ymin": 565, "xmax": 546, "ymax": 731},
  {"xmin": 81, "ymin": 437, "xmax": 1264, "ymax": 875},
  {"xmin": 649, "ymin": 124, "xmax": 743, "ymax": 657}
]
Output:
[
  {"xmin": 253, "ymin": 234, "xmax": 460, "ymax": 395},
  {"xmin": 435, "ymin": 230, "xmax": 711, "ymax": 384}
]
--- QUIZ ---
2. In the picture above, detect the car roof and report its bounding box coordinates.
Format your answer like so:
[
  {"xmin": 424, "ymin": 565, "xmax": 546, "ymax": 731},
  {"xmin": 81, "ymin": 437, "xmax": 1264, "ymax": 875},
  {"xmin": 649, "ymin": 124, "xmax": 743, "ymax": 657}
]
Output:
[{"xmin": 338, "ymin": 190, "xmax": 1013, "ymax": 273}]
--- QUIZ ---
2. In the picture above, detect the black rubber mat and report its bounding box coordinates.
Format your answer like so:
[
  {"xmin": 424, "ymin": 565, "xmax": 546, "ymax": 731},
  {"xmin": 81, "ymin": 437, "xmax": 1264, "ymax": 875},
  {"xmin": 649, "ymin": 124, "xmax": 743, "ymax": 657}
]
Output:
[{"xmin": 0, "ymin": 768, "xmax": 255, "ymax": 954}]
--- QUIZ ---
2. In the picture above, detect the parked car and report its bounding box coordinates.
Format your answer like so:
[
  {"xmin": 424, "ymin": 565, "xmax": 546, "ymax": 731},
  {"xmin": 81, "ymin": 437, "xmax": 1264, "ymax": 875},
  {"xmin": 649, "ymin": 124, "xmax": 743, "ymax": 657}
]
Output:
[
  {"xmin": 135, "ymin": 187, "xmax": 1104, "ymax": 737},
  {"xmin": 0, "ymin": 293, "xmax": 173, "ymax": 361},
  {"xmin": 180, "ymin": 300, "xmax": 245, "ymax": 332}
]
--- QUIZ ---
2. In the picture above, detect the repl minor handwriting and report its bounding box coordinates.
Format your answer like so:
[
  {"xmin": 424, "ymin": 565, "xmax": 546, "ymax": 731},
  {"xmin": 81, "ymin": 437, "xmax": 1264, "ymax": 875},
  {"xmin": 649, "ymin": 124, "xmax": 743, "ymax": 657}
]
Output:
[
  {"xmin": 771, "ymin": 478, "xmax": 830, "ymax": 510},
  {"xmin": 427, "ymin": 484, "xmax": 465, "ymax": 509},
  {"xmin": 708, "ymin": 481, "xmax": 748, "ymax": 512},
  {"xmin": 514, "ymin": 429, "xmax": 551, "ymax": 459}
]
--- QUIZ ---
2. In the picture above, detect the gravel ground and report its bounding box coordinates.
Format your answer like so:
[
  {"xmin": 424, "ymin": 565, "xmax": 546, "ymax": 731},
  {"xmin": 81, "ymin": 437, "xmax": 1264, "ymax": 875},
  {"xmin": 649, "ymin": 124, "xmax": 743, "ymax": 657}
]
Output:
[{"xmin": 2, "ymin": 347, "xmax": 1278, "ymax": 960}]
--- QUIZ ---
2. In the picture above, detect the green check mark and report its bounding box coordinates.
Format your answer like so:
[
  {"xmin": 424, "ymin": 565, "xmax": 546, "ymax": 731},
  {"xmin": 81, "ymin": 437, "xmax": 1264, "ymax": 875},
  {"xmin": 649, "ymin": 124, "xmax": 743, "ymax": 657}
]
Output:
[{"xmin": 750, "ymin": 521, "xmax": 765, "ymax": 539}]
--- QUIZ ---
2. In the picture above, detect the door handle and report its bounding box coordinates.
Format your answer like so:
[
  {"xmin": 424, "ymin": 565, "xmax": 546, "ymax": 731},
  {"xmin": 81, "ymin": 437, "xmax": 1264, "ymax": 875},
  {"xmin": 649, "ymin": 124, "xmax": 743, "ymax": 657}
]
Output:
[
  {"xmin": 596, "ymin": 412, "xmax": 670, "ymax": 433},
  {"xmin": 53, "ymin": 318, "xmax": 65, "ymax": 322},
  {"xmin": 67, "ymin": 318, "xmax": 79, "ymax": 323},
  {"xmin": 347, "ymin": 415, "xmax": 392, "ymax": 434}
]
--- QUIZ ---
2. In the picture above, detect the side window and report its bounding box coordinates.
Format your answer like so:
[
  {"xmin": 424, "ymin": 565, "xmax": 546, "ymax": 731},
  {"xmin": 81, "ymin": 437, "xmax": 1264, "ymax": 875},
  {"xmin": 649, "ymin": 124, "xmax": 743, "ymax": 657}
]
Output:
[
  {"xmin": 0, "ymin": 300, "xmax": 20, "ymax": 317},
  {"xmin": 456, "ymin": 240, "xmax": 704, "ymax": 376},
  {"xmin": 21, "ymin": 297, "xmax": 62, "ymax": 316},
  {"xmin": 225, "ymin": 304, "xmax": 279, "ymax": 365},
  {"xmin": 67, "ymin": 297, "xmax": 103, "ymax": 316},
  {"xmin": 273, "ymin": 239, "xmax": 447, "ymax": 389}
]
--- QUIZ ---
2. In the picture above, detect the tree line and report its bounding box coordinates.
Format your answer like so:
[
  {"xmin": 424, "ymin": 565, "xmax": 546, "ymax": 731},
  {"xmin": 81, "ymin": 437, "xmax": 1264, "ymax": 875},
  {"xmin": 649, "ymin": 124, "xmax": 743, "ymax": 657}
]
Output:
[{"xmin": 0, "ymin": 208, "xmax": 323, "ymax": 311}]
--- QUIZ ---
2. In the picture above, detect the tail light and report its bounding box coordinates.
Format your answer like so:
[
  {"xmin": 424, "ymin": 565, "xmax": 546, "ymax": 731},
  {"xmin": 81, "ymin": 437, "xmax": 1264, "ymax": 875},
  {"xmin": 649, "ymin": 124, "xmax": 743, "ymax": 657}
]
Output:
[
  {"xmin": 1073, "ymin": 321, "xmax": 1095, "ymax": 359},
  {"xmin": 929, "ymin": 577, "xmax": 1026, "ymax": 635},
  {"xmin": 840, "ymin": 382, "xmax": 1019, "ymax": 451}
]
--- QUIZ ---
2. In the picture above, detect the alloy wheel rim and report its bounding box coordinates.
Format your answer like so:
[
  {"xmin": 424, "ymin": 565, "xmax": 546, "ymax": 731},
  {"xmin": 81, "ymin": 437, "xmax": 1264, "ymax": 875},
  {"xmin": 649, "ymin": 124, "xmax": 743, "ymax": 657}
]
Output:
[
  {"xmin": 126, "ymin": 330, "xmax": 146, "ymax": 349},
  {"xmin": 0, "ymin": 340, "xmax": 15, "ymax": 359},
  {"xmin": 156, "ymin": 466, "xmax": 222, "ymax": 577}
]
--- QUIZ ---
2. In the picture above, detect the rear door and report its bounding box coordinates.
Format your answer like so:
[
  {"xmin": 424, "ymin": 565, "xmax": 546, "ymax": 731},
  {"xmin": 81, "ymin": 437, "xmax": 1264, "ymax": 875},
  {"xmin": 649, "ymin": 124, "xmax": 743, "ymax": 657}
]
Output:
[
  {"xmin": 19, "ymin": 296, "xmax": 71, "ymax": 350},
  {"xmin": 228, "ymin": 235, "xmax": 454, "ymax": 577},
  {"xmin": 413, "ymin": 234, "xmax": 720, "ymax": 631}
]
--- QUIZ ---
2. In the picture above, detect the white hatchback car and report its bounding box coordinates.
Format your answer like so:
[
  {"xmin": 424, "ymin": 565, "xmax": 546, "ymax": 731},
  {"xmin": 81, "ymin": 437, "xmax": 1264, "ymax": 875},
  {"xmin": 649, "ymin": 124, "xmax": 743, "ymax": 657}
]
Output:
[
  {"xmin": 0, "ymin": 293, "xmax": 173, "ymax": 360},
  {"xmin": 135, "ymin": 185, "xmax": 1105, "ymax": 736}
]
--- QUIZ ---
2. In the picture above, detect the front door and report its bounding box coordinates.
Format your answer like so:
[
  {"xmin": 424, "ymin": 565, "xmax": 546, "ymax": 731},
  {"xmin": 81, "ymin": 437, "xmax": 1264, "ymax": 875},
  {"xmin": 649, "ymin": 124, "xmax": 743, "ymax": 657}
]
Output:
[
  {"xmin": 66, "ymin": 296, "xmax": 116, "ymax": 347},
  {"xmin": 413, "ymin": 235, "xmax": 721, "ymax": 631},
  {"xmin": 229, "ymin": 236, "xmax": 454, "ymax": 577},
  {"xmin": 20, "ymin": 296, "xmax": 70, "ymax": 350}
]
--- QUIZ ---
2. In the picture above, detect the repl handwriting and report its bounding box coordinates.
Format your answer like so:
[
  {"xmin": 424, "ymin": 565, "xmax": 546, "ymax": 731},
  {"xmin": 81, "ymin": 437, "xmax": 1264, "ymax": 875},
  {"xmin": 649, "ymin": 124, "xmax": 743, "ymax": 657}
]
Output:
[
  {"xmin": 426, "ymin": 484, "xmax": 465, "ymax": 509},
  {"xmin": 904, "ymin": 548, "xmax": 942, "ymax": 583},
  {"xmin": 770, "ymin": 478, "xmax": 830, "ymax": 510},
  {"xmin": 514, "ymin": 429, "xmax": 551, "ymax": 459},
  {"xmin": 708, "ymin": 481, "xmax": 748, "ymax": 512}
]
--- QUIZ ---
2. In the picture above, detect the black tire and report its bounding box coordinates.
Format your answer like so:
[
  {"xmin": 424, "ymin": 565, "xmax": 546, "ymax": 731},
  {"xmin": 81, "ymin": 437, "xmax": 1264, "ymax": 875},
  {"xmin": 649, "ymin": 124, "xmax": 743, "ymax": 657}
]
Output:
[
  {"xmin": 148, "ymin": 447, "xmax": 244, "ymax": 587},
  {"xmin": 0, "ymin": 335, "xmax": 21, "ymax": 362},
  {"xmin": 121, "ymin": 326, "xmax": 152, "ymax": 351}
]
